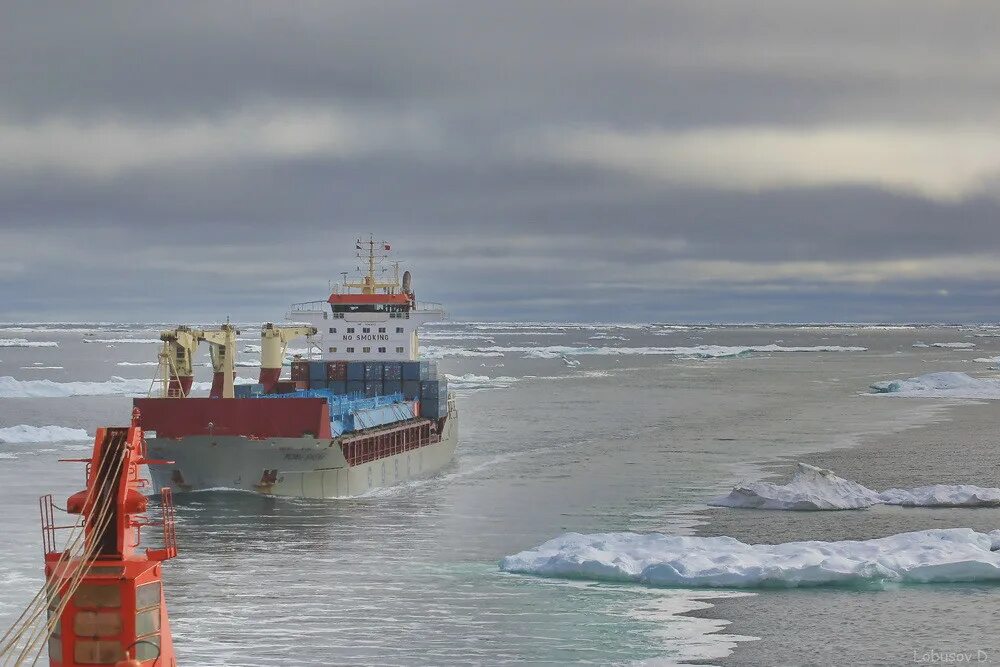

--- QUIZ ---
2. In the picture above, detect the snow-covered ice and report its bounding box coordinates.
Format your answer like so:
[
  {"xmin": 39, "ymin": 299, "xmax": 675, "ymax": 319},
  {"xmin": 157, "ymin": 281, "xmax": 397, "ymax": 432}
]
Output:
[
  {"xmin": 0, "ymin": 375, "xmax": 255, "ymax": 398},
  {"xmin": 0, "ymin": 338, "xmax": 58, "ymax": 348},
  {"xmin": 870, "ymin": 372, "xmax": 1000, "ymax": 399},
  {"xmin": 708, "ymin": 464, "xmax": 883, "ymax": 510},
  {"xmin": 0, "ymin": 425, "xmax": 90, "ymax": 443},
  {"xmin": 500, "ymin": 529, "xmax": 1000, "ymax": 588},
  {"xmin": 913, "ymin": 342, "xmax": 976, "ymax": 349},
  {"xmin": 469, "ymin": 344, "xmax": 867, "ymax": 360},
  {"xmin": 443, "ymin": 373, "xmax": 518, "ymax": 390},
  {"xmin": 880, "ymin": 485, "xmax": 1000, "ymax": 507},
  {"xmin": 710, "ymin": 463, "xmax": 1000, "ymax": 510}
]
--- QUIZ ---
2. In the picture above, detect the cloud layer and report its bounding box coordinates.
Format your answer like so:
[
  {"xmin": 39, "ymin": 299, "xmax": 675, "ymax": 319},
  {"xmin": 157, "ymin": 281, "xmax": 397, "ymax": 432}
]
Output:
[{"xmin": 2, "ymin": 2, "xmax": 999, "ymax": 322}]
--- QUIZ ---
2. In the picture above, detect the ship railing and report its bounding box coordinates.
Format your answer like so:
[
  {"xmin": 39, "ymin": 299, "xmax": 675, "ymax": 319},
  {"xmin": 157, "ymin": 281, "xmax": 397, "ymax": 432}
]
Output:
[
  {"xmin": 414, "ymin": 301, "xmax": 444, "ymax": 313},
  {"xmin": 38, "ymin": 494, "xmax": 76, "ymax": 556}
]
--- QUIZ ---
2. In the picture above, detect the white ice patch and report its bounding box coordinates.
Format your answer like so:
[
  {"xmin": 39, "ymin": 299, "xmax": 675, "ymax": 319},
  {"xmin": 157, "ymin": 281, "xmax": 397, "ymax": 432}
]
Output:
[
  {"xmin": 708, "ymin": 464, "xmax": 883, "ymax": 510},
  {"xmin": 0, "ymin": 375, "xmax": 255, "ymax": 398},
  {"xmin": 420, "ymin": 345, "xmax": 505, "ymax": 359},
  {"xmin": 710, "ymin": 463, "xmax": 1000, "ymax": 510},
  {"xmin": 913, "ymin": 342, "xmax": 976, "ymax": 349},
  {"xmin": 500, "ymin": 528, "xmax": 1000, "ymax": 588},
  {"xmin": 84, "ymin": 338, "xmax": 160, "ymax": 344},
  {"xmin": 870, "ymin": 372, "xmax": 1000, "ymax": 399},
  {"xmin": 0, "ymin": 425, "xmax": 90, "ymax": 443},
  {"xmin": 116, "ymin": 361, "xmax": 160, "ymax": 366},
  {"xmin": 443, "ymin": 373, "xmax": 518, "ymax": 390},
  {"xmin": 0, "ymin": 338, "xmax": 58, "ymax": 348},
  {"xmin": 472, "ymin": 344, "xmax": 867, "ymax": 359},
  {"xmin": 880, "ymin": 485, "xmax": 1000, "ymax": 507}
]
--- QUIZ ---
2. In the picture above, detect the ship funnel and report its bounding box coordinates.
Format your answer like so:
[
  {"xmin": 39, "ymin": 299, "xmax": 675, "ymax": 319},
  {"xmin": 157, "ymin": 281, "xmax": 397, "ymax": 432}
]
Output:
[{"xmin": 402, "ymin": 270, "xmax": 412, "ymax": 293}]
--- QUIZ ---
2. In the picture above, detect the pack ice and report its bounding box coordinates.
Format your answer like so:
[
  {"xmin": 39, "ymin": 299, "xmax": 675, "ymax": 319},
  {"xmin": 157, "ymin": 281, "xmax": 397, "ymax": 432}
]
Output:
[
  {"xmin": 870, "ymin": 372, "xmax": 1000, "ymax": 399},
  {"xmin": 709, "ymin": 463, "xmax": 1000, "ymax": 510},
  {"xmin": 500, "ymin": 529, "xmax": 1000, "ymax": 588}
]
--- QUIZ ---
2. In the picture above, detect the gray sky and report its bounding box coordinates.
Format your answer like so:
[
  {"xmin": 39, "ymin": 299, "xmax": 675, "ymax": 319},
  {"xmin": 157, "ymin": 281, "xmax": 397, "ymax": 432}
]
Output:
[{"xmin": 2, "ymin": 2, "xmax": 1000, "ymax": 323}]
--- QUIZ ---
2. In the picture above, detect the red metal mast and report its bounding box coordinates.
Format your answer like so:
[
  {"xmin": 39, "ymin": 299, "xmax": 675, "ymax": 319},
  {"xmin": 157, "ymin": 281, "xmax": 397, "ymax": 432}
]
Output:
[{"xmin": 38, "ymin": 409, "xmax": 178, "ymax": 666}]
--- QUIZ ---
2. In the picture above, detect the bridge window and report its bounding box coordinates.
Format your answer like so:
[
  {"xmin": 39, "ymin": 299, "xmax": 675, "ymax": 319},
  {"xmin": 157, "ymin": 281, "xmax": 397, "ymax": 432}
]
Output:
[
  {"xmin": 363, "ymin": 346, "xmax": 371, "ymax": 353},
  {"xmin": 396, "ymin": 327, "xmax": 404, "ymax": 333},
  {"xmin": 362, "ymin": 327, "xmax": 371, "ymax": 333},
  {"xmin": 329, "ymin": 347, "xmax": 337, "ymax": 353},
  {"xmin": 329, "ymin": 327, "xmax": 337, "ymax": 334},
  {"xmin": 347, "ymin": 327, "xmax": 355, "ymax": 334},
  {"xmin": 346, "ymin": 347, "xmax": 355, "ymax": 353},
  {"xmin": 378, "ymin": 347, "xmax": 386, "ymax": 353},
  {"xmin": 396, "ymin": 347, "xmax": 404, "ymax": 353},
  {"xmin": 378, "ymin": 327, "xmax": 386, "ymax": 333}
]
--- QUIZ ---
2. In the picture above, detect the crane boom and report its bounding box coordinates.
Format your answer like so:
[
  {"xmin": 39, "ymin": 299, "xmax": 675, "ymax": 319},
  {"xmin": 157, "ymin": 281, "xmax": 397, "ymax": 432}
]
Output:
[
  {"xmin": 198, "ymin": 323, "xmax": 240, "ymax": 399},
  {"xmin": 259, "ymin": 323, "xmax": 318, "ymax": 391}
]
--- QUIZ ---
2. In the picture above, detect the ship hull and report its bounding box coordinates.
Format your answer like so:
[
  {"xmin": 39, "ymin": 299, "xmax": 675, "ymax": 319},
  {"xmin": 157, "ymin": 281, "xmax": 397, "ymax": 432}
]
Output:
[{"xmin": 144, "ymin": 407, "xmax": 458, "ymax": 498}]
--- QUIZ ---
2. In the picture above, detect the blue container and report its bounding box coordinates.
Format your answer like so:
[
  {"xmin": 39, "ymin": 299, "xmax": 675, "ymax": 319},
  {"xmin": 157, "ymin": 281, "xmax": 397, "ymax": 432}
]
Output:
[
  {"xmin": 309, "ymin": 361, "xmax": 327, "ymax": 381},
  {"xmin": 309, "ymin": 378, "xmax": 328, "ymax": 391},
  {"xmin": 383, "ymin": 379, "xmax": 402, "ymax": 396},
  {"xmin": 402, "ymin": 380, "xmax": 421, "ymax": 400},
  {"xmin": 364, "ymin": 381, "xmax": 379, "ymax": 397},
  {"xmin": 364, "ymin": 362, "xmax": 383, "ymax": 381},
  {"xmin": 383, "ymin": 362, "xmax": 402, "ymax": 380},
  {"xmin": 347, "ymin": 379, "xmax": 365, "ymax": 395},
  {"xmin": 235, "ymin": 383, "xmax": 264, "ymax": 399},
  {"xmin": 347, "ymin": 362, "xmax": 365, "ymax": 381},
  {"xmin": 420, "ymin": 380, "xmax": 444, "ymax": 400},
  {"xmin": 401, "ymin": 361, "xmax": 420, "ymax": 381},
  {"xmin": 328, "ymin": 380, "xmax": 347, "ymax": 395}
]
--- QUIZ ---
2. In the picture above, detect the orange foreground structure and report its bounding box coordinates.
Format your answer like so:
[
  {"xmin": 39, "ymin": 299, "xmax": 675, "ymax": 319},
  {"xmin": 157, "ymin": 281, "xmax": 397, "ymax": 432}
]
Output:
[{"xmin": 39, "ymin": 410, "xmax": 178, "ymax": 666}]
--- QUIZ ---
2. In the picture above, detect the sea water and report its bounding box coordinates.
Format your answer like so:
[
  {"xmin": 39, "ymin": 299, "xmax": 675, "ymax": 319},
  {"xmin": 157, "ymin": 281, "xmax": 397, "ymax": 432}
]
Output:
[{"xmin": 0, "ymin": 322, "xmax": 997, "ymax": 664}]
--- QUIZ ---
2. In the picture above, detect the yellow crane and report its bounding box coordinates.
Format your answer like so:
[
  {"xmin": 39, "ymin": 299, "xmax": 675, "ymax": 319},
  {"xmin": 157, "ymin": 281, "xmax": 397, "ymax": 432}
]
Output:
[
  {"xmin": 200, "ymin": 323, "xmax": 240, "ymax": 399},
  {"xmin": 156, "ymin": 326, "xmax": 201, "ymax": 398},
  {"xmin": 259, "ymin": 323, "xmax": 317, "ymax": 391}
]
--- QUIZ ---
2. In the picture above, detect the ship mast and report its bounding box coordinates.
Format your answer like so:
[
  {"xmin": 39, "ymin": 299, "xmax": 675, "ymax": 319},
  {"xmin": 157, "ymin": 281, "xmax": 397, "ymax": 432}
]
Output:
[{"xmin": 343, "ymin": 234, "xmax": 398, "ymax": 294}]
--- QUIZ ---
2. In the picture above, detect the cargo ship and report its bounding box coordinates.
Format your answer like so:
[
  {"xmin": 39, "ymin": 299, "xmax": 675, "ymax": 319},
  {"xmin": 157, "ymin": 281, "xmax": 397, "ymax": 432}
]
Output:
[{"xmin": 133, "ymin": 237, "xmax": 458, "ymax": 498}]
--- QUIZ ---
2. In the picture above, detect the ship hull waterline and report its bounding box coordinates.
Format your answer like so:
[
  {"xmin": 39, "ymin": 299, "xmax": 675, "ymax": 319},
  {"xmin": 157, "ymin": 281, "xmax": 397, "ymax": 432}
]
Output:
[{"xmin": 144, "ymin": 408, "xmax": 458, "ymax": 498}]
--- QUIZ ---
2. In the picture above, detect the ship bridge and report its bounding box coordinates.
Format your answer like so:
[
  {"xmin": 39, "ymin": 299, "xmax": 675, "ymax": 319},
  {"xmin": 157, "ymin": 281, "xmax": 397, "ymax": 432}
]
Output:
[{"xmin": 286, "ymin": 236, "xmax": 444, "ymax": 362}]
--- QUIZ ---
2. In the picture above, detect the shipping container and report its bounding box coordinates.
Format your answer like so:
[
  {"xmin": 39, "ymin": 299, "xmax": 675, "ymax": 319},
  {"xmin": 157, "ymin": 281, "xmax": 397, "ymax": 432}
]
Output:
[
  {"xmin": 309, "ymin": 361, "xmax": 327, "ymax": 381},
  {"xmin": 402, "ymin": 360, "xmax": 437, "ymax": 381},
  {"xmin": 364, "ymin": 362, "xmax": 384, "ymax": 381},
  {"xmin": 402, "ymin": 380, "xmax": 421, "ymax": 400},
  {"xmin": 309, "ymin": 378, "xmax": 328, "ymax": 391},
  {"xmin": 347, "ymin": 362, "xmax": 365, "ymax": 381},
  {"xmin": 328, "ymin": 380, "xmax": 347, "ymax": 395},
  {"xmin": 346, "ymin": 379, "xmax": 365, "ymax": 395},
  {"xmin": 382, "ymin": 362, "xmax": 402, "ymax": 380},
  {"xmin": 326, "ymin": 360, "xmax": 348, "ymax": 381},
  {"xmin": 273, "ymin": 380, "xmax": 302, "ymax": 394},
  {"xmin": 363, "ymin": 381, "xmax": 379, "ymax": 398},
  {"xmin": 290, "ymin": 361, "xmax": 310, "ymax": 381},
  {"xmin": 382, "ymin": 379, "xmax": 402, "ymax": 396}
]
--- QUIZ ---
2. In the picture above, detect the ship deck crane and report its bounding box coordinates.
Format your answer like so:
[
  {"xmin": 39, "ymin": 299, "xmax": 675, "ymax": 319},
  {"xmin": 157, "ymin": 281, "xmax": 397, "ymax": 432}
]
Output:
[
  {"xmin": 156, "ymin": 326, "xmax": 201, "ymax": 398},
  {"xmin": 199, "ymin": 323, "xmax": 239, "ymax": 399},
  {"xmin": 259, "ymin": 323, "xmax": 317, "ymax": 392}
]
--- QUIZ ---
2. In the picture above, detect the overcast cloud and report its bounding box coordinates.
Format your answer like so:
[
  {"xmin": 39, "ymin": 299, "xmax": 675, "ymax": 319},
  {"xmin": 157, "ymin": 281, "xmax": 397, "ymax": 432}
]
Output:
[{"xmin": 2, "ymin": 1, "xmax": 1000, "ymax": 322}]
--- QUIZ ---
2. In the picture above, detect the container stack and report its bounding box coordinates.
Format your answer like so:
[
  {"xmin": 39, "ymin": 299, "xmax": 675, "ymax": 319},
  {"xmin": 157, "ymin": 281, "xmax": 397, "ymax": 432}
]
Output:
[
  {"xmin": 282, "ymin": 359, "xmax": 444, "ymax": 404},
  {"xmin": 420, "ymin": 376, "xmax": 449, "ymax": 419}
]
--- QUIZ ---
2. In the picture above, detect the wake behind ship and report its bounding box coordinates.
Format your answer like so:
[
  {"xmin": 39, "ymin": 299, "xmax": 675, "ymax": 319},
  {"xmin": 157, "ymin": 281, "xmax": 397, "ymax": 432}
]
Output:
[{"xmin": 134, "ymin": 237, "xmax": 458, "ymax": 498}]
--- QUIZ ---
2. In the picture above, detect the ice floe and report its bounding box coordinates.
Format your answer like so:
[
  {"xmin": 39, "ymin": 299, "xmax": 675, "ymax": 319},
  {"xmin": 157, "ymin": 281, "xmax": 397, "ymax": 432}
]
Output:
[
  {"xmin": 470, "ymin": 344, "xmax": 867, "ymax": 359},
  {"xmin": 710, "ymin": 463, "xmax": 1000, "ymax": 510},
  {"xmin": 708, "ymin": 464, "xmax": 882, "ymax": 510},
  {"xmin": 912, "ymin": 342, "xmax": 976, "ymax": 349},
  {"xmin": 84, "ymin": 338, "xmax": 160, "ymax": 344},
  {"xmin": 116, "ymin": 361, "xmax": 160, "ymax": 366},
  {"xmin": 420, "ymin": 345, "xmax": 505, "ymax": 359},
  {"xmin": 500, "ymin": 528, "xmax": 1000, "ymax": 588},
  {"xmin": 0, "ymin": 339, "xmax": 58, "ymax": 348},
  {"xmin": 443, "ymin": 373, "xmax": 518, "ymax": 390},
  {"xmin": 0, "ymin": 375, "xmax": 255, "ymax": 398},
  {"xmin": 0, "ymin": 425, "xmax": 90, "ymax": 443},
  {"xmin": 879, "ymin": 485, "xmax": 1000, "ymax": 507},
  {"xmin": 870, "ymin": 372, "xmax": 1000, "ymax": 399}
]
